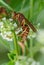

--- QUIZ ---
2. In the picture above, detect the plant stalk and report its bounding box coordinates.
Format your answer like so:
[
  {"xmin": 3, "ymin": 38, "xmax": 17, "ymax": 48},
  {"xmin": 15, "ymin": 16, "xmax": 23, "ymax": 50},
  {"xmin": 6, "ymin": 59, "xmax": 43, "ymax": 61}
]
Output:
[
  {"xmin": 12, "ymin": 31, "xmax": 19, "ymax": 58},
  {"xmin": 30, "ymin": 37, "xmax": 33, "ymax": 58},
  {"xmin": 0, "ymin": 0, "xmax": 13, "ymax": 11}
]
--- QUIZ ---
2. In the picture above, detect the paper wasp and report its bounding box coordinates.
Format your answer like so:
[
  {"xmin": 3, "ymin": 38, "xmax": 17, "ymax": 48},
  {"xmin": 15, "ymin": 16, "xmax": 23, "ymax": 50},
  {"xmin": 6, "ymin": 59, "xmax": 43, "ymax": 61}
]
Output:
[
  {"xmin": 12, "ymin": 12, "xmax": 37, "ymax": 41},
  {"xmin": 0, "ymin": 7, "xmax": 37, "ymax": 41},
  {"xmin": 0, "ymin": 7, "xmax": 37, "ymax": 54}
]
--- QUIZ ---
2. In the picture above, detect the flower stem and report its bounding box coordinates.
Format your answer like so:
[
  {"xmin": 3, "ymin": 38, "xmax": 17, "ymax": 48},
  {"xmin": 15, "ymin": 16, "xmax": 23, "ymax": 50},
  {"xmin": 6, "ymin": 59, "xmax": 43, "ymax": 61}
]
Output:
[
  {"xmin": 28, "ymin": 0, "xmax": 33, "ymax": 57},
  {"xmin": 30, "ymin": 37, "xmax": 33, "ymax": 58},
  {"xmin": 0, "ymin": 0, "xmax": 13, "ymax": 11},
  {"xmin": 12, "ymin": 31, "xmax": 18, "ymax": 58}
]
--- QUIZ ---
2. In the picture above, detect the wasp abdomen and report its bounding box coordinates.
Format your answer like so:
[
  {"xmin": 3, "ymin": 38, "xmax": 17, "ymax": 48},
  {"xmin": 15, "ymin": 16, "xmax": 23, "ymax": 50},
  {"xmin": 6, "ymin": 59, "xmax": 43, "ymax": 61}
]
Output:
[{"xmin": 20, "ymin": 25, "xmax": 29, "ymax": 41}]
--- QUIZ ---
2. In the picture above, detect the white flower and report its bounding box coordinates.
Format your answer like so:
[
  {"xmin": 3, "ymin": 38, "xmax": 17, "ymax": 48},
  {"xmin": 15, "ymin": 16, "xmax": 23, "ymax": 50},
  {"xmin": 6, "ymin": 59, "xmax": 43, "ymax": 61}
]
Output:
[
  {"xmin": 13, "ymin": 23, "xmax": 17, "ymax": 27},
  {"xmin": 4, "ymin": 37, "xmax": 13, "ymax": 41},
  {"xmin": 27, "ymin": 58, "xmax": 40, "ymax": 65},
  {"xmin": 37, "ymin": 23, "xmax": 40, "ymax": 26},
  {"xmin": 0, "ymin": 22, "xmax": 3, "ymax": 26},
  {"xmin": 27, "ymin": 33, "xmax": 36, "ymax": 39},
  {"xmin": 4, "ymin": 31, "xmax": 12, "ymax": 35},
  {"xmin": 0, "ymin": 31, "xmax": 13, "ymax": 41},
  {"xmin": 2, "ymin": 17, "xmax": 6, "ymax": 21},
  {"xmin": 31, "ymin": 61, "xmax": 36, "ymax": 65},
  {"xmin": 0, "ymin": 22, "xmax": 4, "ymax": 28},
  {"xmin": 0, "ymin": 33, "xmax": 2, "ymax": 36},
  {"xmin": 15, "ymin": 28, "xmax": 22, "ymax": 34},
  {"xmin": 36, "ymin": 62, "xmax": 40, "ymax": 65},
  {"xmin": 9, "ymin": 18, "xmax": 13, "ymax": 21},
  {"xmin": 27, "ymin": 36, "xmax": 31, "ymax": 39},
  {"xmin": 27, "ymin": 58, "xmax": 34, "ymax": 62},
  {"xmin": 31, "ymin": 61, "xmax": 40, "ymax": 65},
  {"xmin": 15, "ymin": 61, "xmax": 20, "ymax": 65}
]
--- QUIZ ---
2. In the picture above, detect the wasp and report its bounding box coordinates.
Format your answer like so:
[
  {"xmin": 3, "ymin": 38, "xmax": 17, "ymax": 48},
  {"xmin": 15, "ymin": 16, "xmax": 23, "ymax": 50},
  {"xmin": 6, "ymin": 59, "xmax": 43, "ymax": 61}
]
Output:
[
  {"xmin": 12, "ymin": 12, "xmax": 37, "ymax": 41},
  {"xmin": 0, "ymin": 6, "xmax": 37, "ymax": 42},
  {"xmin": 12, "ymin": 12, "xmax": 37, "ymax": 54},
  {"xmin": 0, "ymin": 7, "xmax": 37, "ymax": 54}
]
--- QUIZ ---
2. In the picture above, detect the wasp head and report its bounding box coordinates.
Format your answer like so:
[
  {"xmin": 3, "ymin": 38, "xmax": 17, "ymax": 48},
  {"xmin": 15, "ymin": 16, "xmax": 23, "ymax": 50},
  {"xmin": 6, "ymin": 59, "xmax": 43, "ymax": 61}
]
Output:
[{"xmin": 0, "ymin": 7, "xmax": 8, "ymax": 18}]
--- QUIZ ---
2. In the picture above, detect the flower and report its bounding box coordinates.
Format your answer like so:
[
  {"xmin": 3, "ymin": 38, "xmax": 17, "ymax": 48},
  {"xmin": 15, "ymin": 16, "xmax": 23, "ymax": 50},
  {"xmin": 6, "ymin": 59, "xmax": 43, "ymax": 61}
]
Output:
[
  {"xmin": 0, "ymin": 31, "xmax": 13, "ymax": 41},
  {"xmin": 0, "ymin": 22, "xmax": 4, "ymax": 28},
  {"xmin": 31, "ymin": 61, "xmax": 36, "ymax": 65},
  {"xmin": 13, "ymin": 23, "xmax": 17, "ymax": 28},
  {"xmin": 9, "ymin": 18, "xmax": 13, "ymax": 22},
  {"xmin": 15, "ymin": 28, "xmax": 22, "ymax": 34},
  {"xmin": 15, "ymin": 57, "xmax": 40, "ymax": 65},
  {"xmin": 2, "ymin": 17, "xmax": 6, "ymax": 21},
  {"xmin": 15, "ymin": 61, "xmax": 20, "ymax": 65}
]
